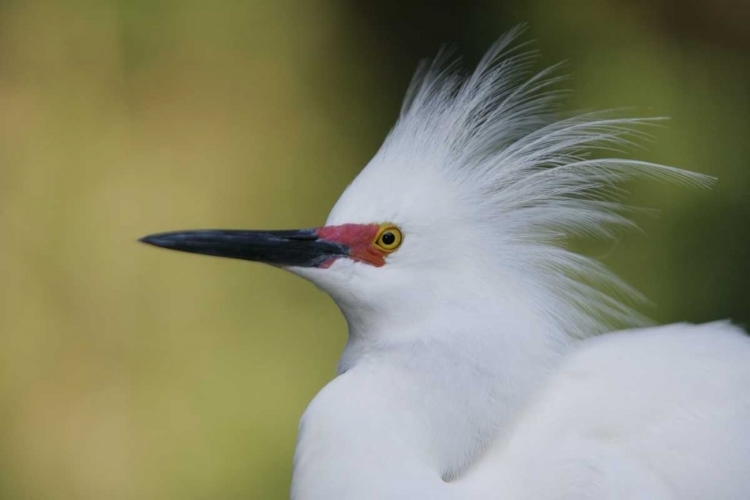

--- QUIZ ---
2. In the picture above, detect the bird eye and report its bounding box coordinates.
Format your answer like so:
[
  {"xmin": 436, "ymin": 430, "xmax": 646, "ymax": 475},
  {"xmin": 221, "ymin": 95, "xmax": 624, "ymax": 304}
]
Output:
[{"xmin": 374, "ymin": 224, "xmax": 402, "ymax": 252}]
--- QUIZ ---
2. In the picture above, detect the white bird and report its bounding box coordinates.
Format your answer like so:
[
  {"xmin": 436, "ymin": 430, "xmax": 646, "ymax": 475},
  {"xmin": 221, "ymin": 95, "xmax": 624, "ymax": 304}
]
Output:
[{"xmin": 141, "ymin": 28, "xmax": 750, "ymax": 500}]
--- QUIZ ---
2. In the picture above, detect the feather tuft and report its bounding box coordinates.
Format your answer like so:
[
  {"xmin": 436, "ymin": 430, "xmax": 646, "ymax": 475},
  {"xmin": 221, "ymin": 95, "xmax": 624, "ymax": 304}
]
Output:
[{"xmin": 378, "ymin": 28, "xmax": 711, "ymax": 337}]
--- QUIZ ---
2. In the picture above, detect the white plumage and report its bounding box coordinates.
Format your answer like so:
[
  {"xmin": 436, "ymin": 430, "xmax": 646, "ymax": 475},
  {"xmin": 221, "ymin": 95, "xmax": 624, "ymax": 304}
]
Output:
[
  {"xmin": 290, "ymin": 31, "xmax": 750, "ymax": 499},
  {"xmin": 142, "ymin": 27, "xmax": 750, "ymax": 499}
]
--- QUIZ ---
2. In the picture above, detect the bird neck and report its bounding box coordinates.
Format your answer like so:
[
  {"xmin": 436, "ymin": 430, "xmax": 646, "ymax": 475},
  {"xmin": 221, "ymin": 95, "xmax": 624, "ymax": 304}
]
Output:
[{"xmin": 292, "ymin": 298, "xmax": 572, "ymax": 500}]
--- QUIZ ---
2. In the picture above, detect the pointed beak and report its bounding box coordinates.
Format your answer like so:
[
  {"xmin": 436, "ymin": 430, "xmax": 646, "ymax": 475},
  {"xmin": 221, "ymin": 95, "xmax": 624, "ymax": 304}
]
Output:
[{"xmin": 139, "ymin": 229, "xmax": 349, "ymax": 268}]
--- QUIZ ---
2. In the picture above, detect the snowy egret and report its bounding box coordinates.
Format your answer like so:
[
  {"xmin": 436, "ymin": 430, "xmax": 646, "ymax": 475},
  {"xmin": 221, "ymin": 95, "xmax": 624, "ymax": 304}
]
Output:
[{"xmin": 141, "ymin": 29, "xmax": 750, "ymax": 499}]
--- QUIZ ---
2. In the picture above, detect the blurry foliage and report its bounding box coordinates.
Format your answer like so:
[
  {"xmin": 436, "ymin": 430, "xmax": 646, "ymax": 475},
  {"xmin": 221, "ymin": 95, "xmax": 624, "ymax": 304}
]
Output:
[{"xmin": 0, "ymin": 0, "xmax": 748, "ymax": 498}]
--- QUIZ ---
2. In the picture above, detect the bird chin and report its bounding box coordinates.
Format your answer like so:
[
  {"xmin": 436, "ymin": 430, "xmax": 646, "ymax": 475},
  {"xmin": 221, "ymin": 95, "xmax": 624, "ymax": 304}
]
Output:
[{"xmin": 286, "ymin": 258, "xmax": 358, "ymax": 294}]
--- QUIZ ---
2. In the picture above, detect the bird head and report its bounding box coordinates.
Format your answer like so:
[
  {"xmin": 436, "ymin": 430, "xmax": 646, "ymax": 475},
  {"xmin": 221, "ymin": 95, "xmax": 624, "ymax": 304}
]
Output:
[{"xmin": 141, "ymin": 28, "xmax": 710, "ymax": 343}]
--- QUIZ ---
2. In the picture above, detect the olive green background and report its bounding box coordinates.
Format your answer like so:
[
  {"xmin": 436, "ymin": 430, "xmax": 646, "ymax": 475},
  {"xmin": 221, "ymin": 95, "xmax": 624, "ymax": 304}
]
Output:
[{"xmin": 1, "ymin": 1, "xmax": 748, "ymax": 498}]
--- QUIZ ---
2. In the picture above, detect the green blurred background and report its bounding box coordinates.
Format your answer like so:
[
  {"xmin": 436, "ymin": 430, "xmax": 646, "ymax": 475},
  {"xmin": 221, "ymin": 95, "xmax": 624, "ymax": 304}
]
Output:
[{"xmin": 1, "ymin": 0, "xmax": 748, "ymax": 498}]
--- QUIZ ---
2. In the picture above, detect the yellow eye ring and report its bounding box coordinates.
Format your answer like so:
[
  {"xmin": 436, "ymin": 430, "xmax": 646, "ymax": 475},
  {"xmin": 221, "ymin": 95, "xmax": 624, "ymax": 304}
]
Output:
[{"xmin": 374, "ymin": 224, "xmax": 403, "ymax": 253}]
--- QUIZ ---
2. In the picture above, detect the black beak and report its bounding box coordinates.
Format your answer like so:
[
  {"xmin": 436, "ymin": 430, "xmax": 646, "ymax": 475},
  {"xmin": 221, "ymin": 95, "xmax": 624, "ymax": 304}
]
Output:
[{"xmin": 139, "ymin": 229, "xmax": 349, "ymax": 268}]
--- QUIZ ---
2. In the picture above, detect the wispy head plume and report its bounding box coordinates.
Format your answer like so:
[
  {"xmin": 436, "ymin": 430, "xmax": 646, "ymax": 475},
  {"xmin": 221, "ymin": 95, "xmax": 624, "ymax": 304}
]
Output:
[{"xmin": 366, "ymin": 26, "xmax": 711, "ymax": 337}]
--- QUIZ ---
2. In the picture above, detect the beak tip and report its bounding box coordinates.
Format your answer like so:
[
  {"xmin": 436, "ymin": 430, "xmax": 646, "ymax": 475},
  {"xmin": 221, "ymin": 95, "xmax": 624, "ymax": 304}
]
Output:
[{"xmin": 139, "ymin": 234, "xmax": 168, "ymax": 248}]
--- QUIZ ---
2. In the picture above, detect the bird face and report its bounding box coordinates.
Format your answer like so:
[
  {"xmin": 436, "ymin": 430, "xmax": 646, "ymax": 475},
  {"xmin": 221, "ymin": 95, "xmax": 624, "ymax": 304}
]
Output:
[
  {"xmin": 140, "ymin": 219, "xmax": 429, "ymax": 334},
  {"xmin": 140, "ymin": 150, "xmax": 478, "ymax": 333}
]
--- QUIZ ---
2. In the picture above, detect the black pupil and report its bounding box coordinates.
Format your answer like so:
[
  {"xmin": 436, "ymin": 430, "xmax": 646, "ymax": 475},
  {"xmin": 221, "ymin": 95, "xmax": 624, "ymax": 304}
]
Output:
[{"xmin": 381, "ymin": 232, "xmax": 396, "ymax": 246}]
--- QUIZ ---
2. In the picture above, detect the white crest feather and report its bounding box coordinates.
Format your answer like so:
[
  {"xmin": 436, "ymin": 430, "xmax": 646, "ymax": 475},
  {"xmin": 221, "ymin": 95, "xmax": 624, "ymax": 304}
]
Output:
[{"xmin": 353, "ymin": 26, "xmax": 711, "ymax": 338}]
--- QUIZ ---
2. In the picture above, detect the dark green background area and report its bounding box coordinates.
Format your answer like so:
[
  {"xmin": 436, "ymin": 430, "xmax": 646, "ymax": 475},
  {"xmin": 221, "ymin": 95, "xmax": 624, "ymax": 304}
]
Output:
[{"xmin": 0, "ymin": 1, "xmax": 747, "ymax": 498}]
